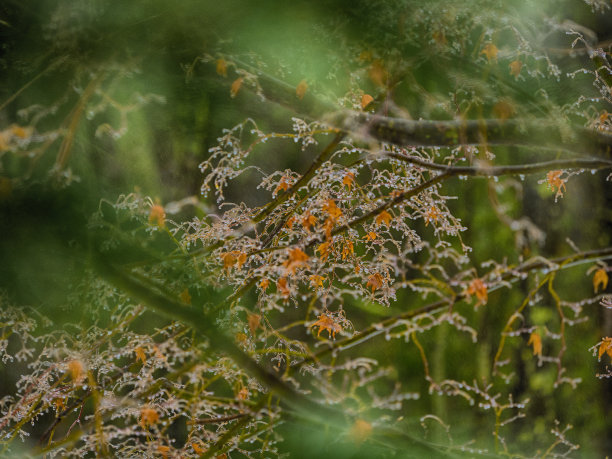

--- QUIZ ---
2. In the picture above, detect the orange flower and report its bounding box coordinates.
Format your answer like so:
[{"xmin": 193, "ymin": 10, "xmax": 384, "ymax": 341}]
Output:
[
  {"xmin": 310, "ymin": 274, "xmax": 325, "ymax": 288},
  {"xmin": 301, "ymin": 212, "xmax": 317, "ymax": 232},
  {"xmin": 148, "ymin": 204, "xmax": 166, "ymax": 228},
  {"xmin": 316, "ymin": 241, "xmax": 332, "ymax": 260},
  {"xmin": 527, "ymin": 331, "xmax": 542, "ymax": 357},
  {"xmin": 284, "ymin": 248, "xmax": 309, "ymax": 274},
  {"xmin": 237, "ymin": 386, "xmax": 249, "ymax": 400},
  {"xmin": 216, "ymin": 58, "xmax": 227, "ymax": 77},
  {"xmin": 192, "ymin": 442, "xmax": 206, "ymax": 454},
  {"xmin": 277, "ymin": 277, "xmax": 290, "ymax": 298},
  {"xmin": 509, "ymin": 60, "xmax": 522, "ymax": 78},
  {"xmin": 363, "ymin": 231, "xmax": 377, "ymax": 241},
  {"xmin": 259, "ymin": 278, "xmax": 270, "ymax": 291},
  {"xmin": 221, "ymin": 251, "xmax": 247, "ymax": 272},
  {"xmin": 424, "ymin": 206, "xmax": 442, "ymax": 226},
  {"xmin": 367, "ymin": 273, "xmax": 384, "ymax": 292},
  {"xmin": 375, "ymin": 210, "xmax": 392, "ymax": 227},
  {"xmin": 593, "ymin": 268, "xmax": 608, "ymax": 293},
  {"xmin": 343, "ymin": 172, "xmax": 356, "ymax": 190},
  {"xmin": 361, "ymin": 94, "xmax": 374, "ymax": 110},
  {"xmin": 545, "ymin": 170, "xmax": 566, "ymax": 199},
  {"xmin": 598, "ymin": 337, "xmax": 612, "ymax": 360},
  {"xmin": 11, "ymin": 124, "xmax": 29, "ymax": 139},
  {"xmin": 230, "ymin": 77, "xmax": 243, "ymax": 98},
  {"xmin": 467, "ymin": 278, "xmax": 488, "ymax": 307},
  {"xmin": 274, "ymin": 177, "xmax": 291, "ymax": 196},
  {"xmin": 134, "ymin": 347, "xmax": 147, "ymax": 365},
  {"xmin": 350, "ymin": 419, "xmax": 373, "ymax": 444},
  {"xmin": 285, "ymin": 216, "xmax": 296, "ymax": 229},
  {"xmin": 247, "ymin": 313, "xmax": 261, "ymax": 335},
  {"xmin": 323, "ymin": 199, "xmax": 342, "ymax": 221},
  {"xmin": 139, "ymin": 407, "xmax": 159, "ymax": 429},
  {"xmin": 296, "ymin": 79, "xmax": 308, "ymax": 100},
  {"xmin": 481, "ymin": 43, "xmax": 498, "ymax": 62},
  {"xmin": 310, "ymin": 314, "xmax": 342, "ymax": 339},
  {"xmin": 67, "ymin": 360, "xmax": 84, "ymax": 385},
  {"xmin": 342, "ymin": 240, "xmax": 354, "ymax": 260}
]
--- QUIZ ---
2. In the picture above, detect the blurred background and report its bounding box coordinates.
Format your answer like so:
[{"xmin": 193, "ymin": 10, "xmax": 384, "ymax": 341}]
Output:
[{"xmin": 1, "ymin": 0, "xmax": 611, "ymax": 456}]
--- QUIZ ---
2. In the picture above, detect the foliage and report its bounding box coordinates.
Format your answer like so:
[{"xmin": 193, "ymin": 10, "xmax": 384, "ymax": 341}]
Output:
[{"xmin": 1, "ymin": 0, "xmax": 612, "ymax": 457}]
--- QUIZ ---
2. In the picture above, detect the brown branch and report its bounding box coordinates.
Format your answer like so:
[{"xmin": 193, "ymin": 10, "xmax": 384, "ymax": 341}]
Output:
[
  {"xmin": 254, "ymin": 132, "xmax": 345, "ymax": 223},
  {"xmin": 333, "ymin": 112, "xmax": 612, "ymax": 160},
  {"xmin": 189, "ymin": 412, "xmax": 248, "ymax": 425},
  {"xmin": 385, "ymin": 153, "xmax": 612, "ymax": 176},
  {"xmin": 92, "ymin": 256, "xmax": 348, "ymax": 427}
]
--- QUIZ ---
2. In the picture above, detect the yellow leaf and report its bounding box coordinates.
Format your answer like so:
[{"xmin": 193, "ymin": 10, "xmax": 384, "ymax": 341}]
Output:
[
  {"xmin": 367, "ymin": 273, "xmax": 384, "ymax": 292},
  {"xmin": 467, "ymin": 278, "xmax": 488, "ymax": 307},
  {"xmin": 527, "ymin": 331, "xmax": 542, "ymax": 357},
  {"xmin": 361, "ymin": 94, "xmax": 374, "ymax": 110},
  {"xmin": 350, "ymin": 419, "xmax": 373, "ymax": 444},
  {"xmin": 342, "ymin": 240, "xmax": 354, "ymax": 260},
  {"xmin": 221, "ymin": 251, "xmax": 247, "ymax": 272},
  {"xmin": 310, "ymin": 274, "xmax": 325, "ymax": 288},
  {"xmin": 10, "ymin": 124, "xmax": 29, "ymax": 138},
  {"xmin": 277, "ymin": 277, "xmax": 290, "ymax": 298},
  {"xmin": 148, "ymin": 204, "xmax": 166, "ymax": 227},
  {"xmin": 139, "ymin": 407, "xmax": 159, "ymax": 429},
  {"xmin": 237, "ymin": 386, "xmax": 249, "ymax": 400},
  {"xmin": 157, "ymin": 446, "xmax": 170, "ymax": 458},
  {"xmin": 192, "ymin": 443, "xmax": 206, "ymax": 454},
  {"xmin": 593, "ymin": 268, "xmax": 608, "ymax": 293},
  {"xmin": 67, "ymin": 360, "xmax": 84, "ymax": 385},
  {"xmin": 285, "ymin": 215, "xmax": 296, "ymax": 229},
  {"xmin": 481, "ymin": 43, "xmax": 498, "ymax": 62},
  {"xmin": 134, "ymin": 347, "xmax": 147, "ymax": 365},
  {"xmin": 310, "ymin": 314, "xmax": 342, "ymax": 339},
  {"xmin": 323, "ymin": 217, "xmax": 334, "ymax": 240},
  {"xmin": 546, "ymin": 170, "xmax": 566, "ymax": 200},
  {"xmin": 274, "ymin": 177, "xmax": 291, "ymax": 196},
  {"xmin": 323, "ymin": 199, "xmax": 342, "ymax": 221},
  {"xmin": 301, "ymin": 212, "xmax": 317, "ymax": 232},
  {"xmin": 424, "ymin": 206, "xmax": 441, "ymax": 226},
  {"xmin": 259, "ymin": 278, "xmax": 270, "ymax": 291},
  {"xmin": 317, "ymin": 241, "xmax": 332, "ymax": 260},
  {"xmin": 598, "ymin": 337, "xmax": 612, "ymax": 360},
  {"xmin": 230, "ymin": 77, "xmax": 243, "ymax": 98},
  {"xmin": 247, "ymin": 313, "xmax": 261, "ymax": 335},
  {"xmin": 296, "ymin": 79, "xmax": 308, "ymax": 100},
  {"xmin": 343, "ymin": 171, "xmax": 355, "ymax": 190},
  {"xmin": 375, "ymin": 210, "xmax": 392, "ymax": 227},
  {"xmin": 284, "ymin": 248, "xmax": 309, "ymax": 274},
  {"xmin": 216, "ymin": 58, "xmax": 227, "ymax": 77},
  {"xmin": 509, "ymin": 60, "xmax": 522, "ymax": 78},
  {"xmin": 363, "ymin": 231, "xmax": 377, "ymax": 241}
]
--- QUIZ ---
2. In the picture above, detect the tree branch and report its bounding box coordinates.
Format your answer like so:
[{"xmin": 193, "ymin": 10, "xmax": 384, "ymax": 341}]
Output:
[
  {"xmin": 333, "ymin": 112, "xmax": 612, "ymax": 159},
  {"xmin": 297, "ymin": 246, "xmax": 612, "ymax": 367},
  {"xmin": 385, "ymin": 153, "xmax": 612, "ymax": 176}
]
